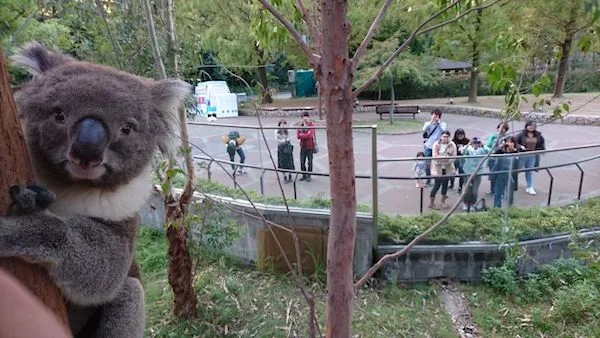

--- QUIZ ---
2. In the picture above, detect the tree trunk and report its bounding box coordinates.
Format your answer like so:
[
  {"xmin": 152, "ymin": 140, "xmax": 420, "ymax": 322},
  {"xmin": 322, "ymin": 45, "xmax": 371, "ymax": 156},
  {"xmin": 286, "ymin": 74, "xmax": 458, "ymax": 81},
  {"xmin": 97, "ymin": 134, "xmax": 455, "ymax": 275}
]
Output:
[
  {"xmin": 553, "ymin": 33, "xmax": 574, "ymax": 98},
  {"xmin": 143, "ymin": 0, "xmax": 167, "ymax": 79},
  {"xmin": 166, "ymin": 209, "xmax": 197, "ymax": 318},
  {"xmin": 320, "ymin": 1, "xmax": 356, "ymax": 337},
  {"xmin": 0, "ymin": 48, "xmax": 69, "ymax": 328},
  {"xmin": 257, "ymin": 65, "xmax": 273, "ymax": 104},
  {"xmin": 467, "ymin": 9, "xmax": 482, "ymax": 104},
  {"xmin": 164, "ymin": 0, "xmax": 178, "ymax": 77},
  {"xmin": 163, "ymin": 0, "xmax": 198, "ymax": 319},
  {"xmin": 255, "ymin": 46, "xmax": 273, "ymax": 104}
]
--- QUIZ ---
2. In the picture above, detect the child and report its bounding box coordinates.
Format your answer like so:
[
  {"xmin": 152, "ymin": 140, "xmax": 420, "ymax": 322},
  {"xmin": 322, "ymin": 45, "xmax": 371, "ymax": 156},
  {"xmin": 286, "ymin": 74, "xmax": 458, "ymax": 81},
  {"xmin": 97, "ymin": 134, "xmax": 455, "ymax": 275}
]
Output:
[
  {"xmin": 412, "ymin": 151, "xmax": 427, "ymax": 188},
  {"xmin": 222, "ymin": 130, "xmax": 246, "ymax": 175},
  {"xmin": 461, "ymin": 137, "xmax": 488, "ymax": 211}
]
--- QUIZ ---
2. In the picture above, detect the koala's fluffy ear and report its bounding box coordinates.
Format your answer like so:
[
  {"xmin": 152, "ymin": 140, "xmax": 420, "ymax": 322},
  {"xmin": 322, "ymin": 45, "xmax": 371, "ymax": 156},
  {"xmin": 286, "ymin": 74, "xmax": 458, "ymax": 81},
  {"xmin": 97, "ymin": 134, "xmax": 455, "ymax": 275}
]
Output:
[
  {"xmin": 150, "ymin": 79, "xmax": 192, "ymax": 157},
  {"xmin": 11, "ymin": 41, "xmax": 75, "ymax": 76}
]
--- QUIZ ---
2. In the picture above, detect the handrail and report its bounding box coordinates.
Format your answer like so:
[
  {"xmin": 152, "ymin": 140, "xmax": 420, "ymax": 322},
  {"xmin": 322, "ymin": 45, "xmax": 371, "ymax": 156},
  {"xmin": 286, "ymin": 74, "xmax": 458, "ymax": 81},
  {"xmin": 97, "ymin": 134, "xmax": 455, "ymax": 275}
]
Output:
[
  {"xmin": 378, "ymin": 142, "xmax": 600, "ymax": 162},
  {"xmin": 187, "ymin": 121, "xmax": 374, "ymax": 130},
  {"xmin": 194, "ymin": 151, "xmax": 600, "ymax": 182}
]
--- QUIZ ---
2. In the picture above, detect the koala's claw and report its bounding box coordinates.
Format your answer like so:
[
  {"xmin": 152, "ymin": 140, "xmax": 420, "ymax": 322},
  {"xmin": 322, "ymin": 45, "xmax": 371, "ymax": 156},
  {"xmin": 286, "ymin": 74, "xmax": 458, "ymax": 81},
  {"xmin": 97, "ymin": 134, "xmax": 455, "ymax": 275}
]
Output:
[{"xmin": 8, "ymin": 184, "xmax": 55, "ymax": 215}]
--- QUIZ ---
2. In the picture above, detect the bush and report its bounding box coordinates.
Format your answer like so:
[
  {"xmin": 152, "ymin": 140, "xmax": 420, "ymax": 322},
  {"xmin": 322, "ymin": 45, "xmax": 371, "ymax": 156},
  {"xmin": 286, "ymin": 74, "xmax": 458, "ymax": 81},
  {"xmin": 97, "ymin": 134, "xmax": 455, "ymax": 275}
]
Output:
[
  {"xmin": 482, "ymin": 265, "xmax": 518, "ymax": 295},
  {"xmin": 553, "ymin": 280, "xmax": 600, "ymax": 323}
]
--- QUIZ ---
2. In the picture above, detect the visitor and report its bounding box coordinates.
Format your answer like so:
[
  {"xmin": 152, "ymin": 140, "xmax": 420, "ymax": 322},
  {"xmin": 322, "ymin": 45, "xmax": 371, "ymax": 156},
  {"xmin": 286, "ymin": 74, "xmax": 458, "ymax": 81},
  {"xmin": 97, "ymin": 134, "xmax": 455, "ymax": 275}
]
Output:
[
  {"xmin": 429, "ymin": 130, "xmax": 457, "ymax": 210},
  {"xmin": 492, "ymin": 136, "xmax": 521, "ymax": 208},
  {"xmin": 516, "ymin": 120, "xmax": 546, "ymax": 195},
  {"xmin": 223, "ymin": 130, "xmax": 246, "ymax": 175},
  {"xmin": 422, "ymin": 109, "xmax": 447, "ymax": 186},
  {"xmin": 275, "ymin": 119, "xmax": 294, "ymax": 183},
  {"xmin": 484, "ymin": 122, "xmax": 510, "ymax": 195},
  {"xmin": 449, "ymin": 128, "xmax": 470, "ymax": 193},
  {"xmin": 461, "ymin": 137, "xmax": 489, "ymax": 211},
  {"xmin": 297, "ymin": 112, "xmax": 316, "ymax": 182},
  {"xmin": 412, "ymin": 151, "xmax": 427, "ymax": 188}
]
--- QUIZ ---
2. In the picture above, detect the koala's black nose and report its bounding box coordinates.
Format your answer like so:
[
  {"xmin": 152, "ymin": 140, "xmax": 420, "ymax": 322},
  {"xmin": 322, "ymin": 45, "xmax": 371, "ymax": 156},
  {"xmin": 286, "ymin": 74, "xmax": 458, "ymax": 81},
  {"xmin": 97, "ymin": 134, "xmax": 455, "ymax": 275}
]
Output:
[{"xmin": 70, "ymin": 118, "xmax": 108, "ymax": 166}]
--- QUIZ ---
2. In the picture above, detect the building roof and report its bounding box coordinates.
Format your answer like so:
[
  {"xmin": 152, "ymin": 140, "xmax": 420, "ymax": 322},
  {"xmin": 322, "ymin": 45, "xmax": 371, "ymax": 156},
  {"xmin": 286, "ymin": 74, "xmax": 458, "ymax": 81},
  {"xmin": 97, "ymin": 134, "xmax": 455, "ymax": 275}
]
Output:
[{"xmin": 436, "ymin": 58, "xmax": 472, "ymax": 71}]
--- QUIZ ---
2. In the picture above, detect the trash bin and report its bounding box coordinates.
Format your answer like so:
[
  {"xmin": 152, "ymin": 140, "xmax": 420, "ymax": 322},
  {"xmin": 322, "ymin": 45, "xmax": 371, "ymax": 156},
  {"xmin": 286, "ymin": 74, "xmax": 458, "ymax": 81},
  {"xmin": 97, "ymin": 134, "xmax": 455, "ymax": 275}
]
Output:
[{"xmin": 294, "ymin": 69, "xmax": 317, "ymax": 97}]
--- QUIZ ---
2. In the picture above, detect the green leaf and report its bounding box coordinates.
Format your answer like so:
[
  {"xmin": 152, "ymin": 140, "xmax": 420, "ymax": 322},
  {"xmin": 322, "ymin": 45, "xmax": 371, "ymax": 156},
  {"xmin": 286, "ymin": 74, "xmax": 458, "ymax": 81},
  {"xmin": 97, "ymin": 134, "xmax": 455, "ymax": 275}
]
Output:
[
  {"xmin": 166, "ymin": 168, "xmax": 185, "ymax": 179},
  {"xmin": 562, "ymin": 103, "xmax": 570, "ymax": 113}
]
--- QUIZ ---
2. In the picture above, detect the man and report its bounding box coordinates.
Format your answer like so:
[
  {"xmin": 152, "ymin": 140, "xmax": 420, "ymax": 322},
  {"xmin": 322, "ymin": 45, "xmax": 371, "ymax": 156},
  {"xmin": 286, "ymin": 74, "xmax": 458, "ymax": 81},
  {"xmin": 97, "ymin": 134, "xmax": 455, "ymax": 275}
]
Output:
[
  {"xmin": 422, "ymin": 109, "xmax": 447, "ymax": 185},
  {"xmin": 297, "ymin": 112, "xmax": 315, "ymax": 182}
]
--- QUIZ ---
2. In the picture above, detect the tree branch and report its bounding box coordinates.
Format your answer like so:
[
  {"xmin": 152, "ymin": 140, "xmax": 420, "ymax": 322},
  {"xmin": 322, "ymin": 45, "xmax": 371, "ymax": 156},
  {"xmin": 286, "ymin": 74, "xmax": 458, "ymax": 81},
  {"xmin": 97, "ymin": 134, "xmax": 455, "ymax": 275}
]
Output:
[
  {"xmin": 257, "ymin": 0, "xmax": 319, "ymax": 65},
  {"xmin": 351, "ymin": 0, "xmax": 394, "ymax": 72},
  {"xmin": 353, "ymin": 0, "xmax": 505, "ymax": 97},
  {"xmin": 355, "ymin": 106, "xmax": 520, "ymax": 289},
  {"xmin": 295, "ymin": 0, "xmax": 320, "ymax": 51}
]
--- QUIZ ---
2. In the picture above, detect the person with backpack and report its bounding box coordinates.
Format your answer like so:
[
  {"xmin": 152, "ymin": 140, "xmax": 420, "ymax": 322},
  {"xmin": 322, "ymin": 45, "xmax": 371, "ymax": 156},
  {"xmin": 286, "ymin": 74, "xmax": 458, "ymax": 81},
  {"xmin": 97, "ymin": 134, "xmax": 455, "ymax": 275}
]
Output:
[
  {"xmin": 222, "ymin": 130, "xmax": 246, "ymax": 175},
  {"xmin": 275, "ymin": 119, "xmax": 294, "ymax": 183},
  {"xmin": 297, "ymin": 112, "xmax": 316, "ymax": 182},
  {"xmin": 422, "ymin": 109, "xmax": 447, "ymax": 186}
]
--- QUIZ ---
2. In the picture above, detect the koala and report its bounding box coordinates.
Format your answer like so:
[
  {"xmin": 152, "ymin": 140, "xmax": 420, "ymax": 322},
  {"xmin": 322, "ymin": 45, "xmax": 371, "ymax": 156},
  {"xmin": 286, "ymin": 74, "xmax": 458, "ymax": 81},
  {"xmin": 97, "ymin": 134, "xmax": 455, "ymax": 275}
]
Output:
[{"xmin": 0, "ymin": 42, "xmax": 190, "ymax": 337}]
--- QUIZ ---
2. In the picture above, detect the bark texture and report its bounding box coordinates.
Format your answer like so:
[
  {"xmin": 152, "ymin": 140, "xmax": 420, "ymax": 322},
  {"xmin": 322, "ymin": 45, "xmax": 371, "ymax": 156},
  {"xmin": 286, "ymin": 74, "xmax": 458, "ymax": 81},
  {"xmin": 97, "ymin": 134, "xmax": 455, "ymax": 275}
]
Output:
[
  {"xmin": 0, "ymin": 49, "xmax": 69, "ymax": 328},
  {"xmin": 320, "ymin": 1, "xmax": 357, "ymax": 337}
]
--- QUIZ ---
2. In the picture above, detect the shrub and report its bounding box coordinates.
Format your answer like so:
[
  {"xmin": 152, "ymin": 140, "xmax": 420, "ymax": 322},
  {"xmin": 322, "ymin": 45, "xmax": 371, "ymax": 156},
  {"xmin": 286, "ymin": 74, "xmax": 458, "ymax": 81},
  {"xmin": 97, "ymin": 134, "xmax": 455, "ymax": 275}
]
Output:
[
  {"xmin": 553, "ymin": 280, "xmax": 600, "ymax": 323},
  {"xmin": 482, "ymin": 265, "xmax": 518, "ymax": 295}
]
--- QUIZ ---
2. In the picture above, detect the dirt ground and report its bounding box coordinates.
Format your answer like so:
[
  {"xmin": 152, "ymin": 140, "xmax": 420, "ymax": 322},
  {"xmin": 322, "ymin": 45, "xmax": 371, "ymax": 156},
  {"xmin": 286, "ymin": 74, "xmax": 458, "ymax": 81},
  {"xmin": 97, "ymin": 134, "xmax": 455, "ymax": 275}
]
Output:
[{"xmin": 258, "ymin": 92, "xmax": 600, "ymax": 116}]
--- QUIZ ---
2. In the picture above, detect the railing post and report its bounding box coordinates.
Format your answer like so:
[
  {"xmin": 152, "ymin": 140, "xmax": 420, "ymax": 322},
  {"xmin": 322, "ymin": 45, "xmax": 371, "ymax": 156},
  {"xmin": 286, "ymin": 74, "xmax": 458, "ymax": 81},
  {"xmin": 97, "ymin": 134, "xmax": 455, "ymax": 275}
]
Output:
[
  {"xmin": 545, "ymin": 168, "xmax": 554, "ymax": 206},
  {"xmin": 371, "ymin": 125, "xmax": 378, "ymax": 244},
  {"xmin": 575, "ymin": 163, "xmax": 584, "ymax": 200},
  {"xmin": 420, "ymin": 186, "xmax": 424, "ymax": 215}
]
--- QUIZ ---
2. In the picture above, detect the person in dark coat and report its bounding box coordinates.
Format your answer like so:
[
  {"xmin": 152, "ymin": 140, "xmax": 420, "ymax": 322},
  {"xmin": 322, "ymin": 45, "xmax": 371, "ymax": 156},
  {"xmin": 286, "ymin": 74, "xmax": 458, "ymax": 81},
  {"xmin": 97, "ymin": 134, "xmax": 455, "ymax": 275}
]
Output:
[
  {"xmin": 275, "ymin": 119, "xmax": 294, "ymax": 183},
  {"xmin": 516, "ymin": 120, "xmax": 546, "ymax": 195}
]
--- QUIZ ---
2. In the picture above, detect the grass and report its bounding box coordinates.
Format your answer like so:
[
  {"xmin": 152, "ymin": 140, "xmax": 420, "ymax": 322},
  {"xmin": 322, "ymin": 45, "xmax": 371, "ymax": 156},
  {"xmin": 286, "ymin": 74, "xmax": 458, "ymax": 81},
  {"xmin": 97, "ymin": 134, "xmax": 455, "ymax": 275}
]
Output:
[
  {"xmin": 353, "ymin": 119, "xmax": 424, "ymax": 134},
  {"xmin": 379, "ymin": 197, "xmax": 600, "ymax": 244},
  {"xmin": 138, "ymin": 227, "xmax": 456, "ymax": 338}
]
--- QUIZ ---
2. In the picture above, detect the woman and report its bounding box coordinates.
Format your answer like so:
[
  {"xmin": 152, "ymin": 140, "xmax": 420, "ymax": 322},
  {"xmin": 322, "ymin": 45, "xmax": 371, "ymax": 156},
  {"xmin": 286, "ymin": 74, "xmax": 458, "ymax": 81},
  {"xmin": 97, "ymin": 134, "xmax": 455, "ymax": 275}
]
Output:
[
  {"xmin": 492, "ymin": 136, "xmax": 521, "ymax": 208},
  {"xmin": 275, "ymin": 119, "xmax": 295, "ymax": 183},
  {"xmin": 449, "ymin": 128, "xmax": 469, "ymax": 193},
  {"xmin": 429, "ymin": 130, "xmax": 457, "ymax": 210},
  {"xmin": 516, "ymin": 120, "xmax": 545, "ymax": 195},
  {"xmin": 484, "ymin": 122, "xmax": 510, "ymax": 195}
]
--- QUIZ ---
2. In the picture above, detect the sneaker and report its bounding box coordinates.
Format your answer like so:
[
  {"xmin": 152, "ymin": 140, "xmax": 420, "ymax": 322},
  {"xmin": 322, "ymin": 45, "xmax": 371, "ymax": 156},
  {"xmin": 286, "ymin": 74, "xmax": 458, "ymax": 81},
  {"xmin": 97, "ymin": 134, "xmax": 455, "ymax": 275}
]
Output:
[
  {"xmin": 457, "ymin": 188, "xmax": 462, "ymax": 195},
  {"xmin": 526, "ymin": 187, "xmax": 537, "ymax": 195},
  {"xmin": 306, "ymin": 176, "xmax": 312, "ymax": 182},
  {"xmin": 299, "ymin": 176, "xmax": 307, "ymax": 181},
  {"xmin": 462, "ymin": 204, "xmax": 469, "ymax": 211}
]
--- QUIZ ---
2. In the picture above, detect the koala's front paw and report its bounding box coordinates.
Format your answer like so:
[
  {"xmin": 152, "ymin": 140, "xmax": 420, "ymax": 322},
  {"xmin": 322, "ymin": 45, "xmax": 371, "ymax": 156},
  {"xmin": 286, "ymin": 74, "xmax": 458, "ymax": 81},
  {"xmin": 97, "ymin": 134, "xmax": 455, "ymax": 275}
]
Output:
[{"xmin": 8, "ymin": 185, "xmax": 55, "ymax": 215}]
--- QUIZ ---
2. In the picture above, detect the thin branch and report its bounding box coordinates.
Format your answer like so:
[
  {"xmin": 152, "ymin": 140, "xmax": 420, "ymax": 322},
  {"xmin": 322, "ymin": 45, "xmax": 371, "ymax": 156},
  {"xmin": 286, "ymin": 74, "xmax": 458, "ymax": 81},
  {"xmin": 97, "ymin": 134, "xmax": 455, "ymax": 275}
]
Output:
[
  {"xmin": 353, "ymin": 0, "xmax": 504, "ymax": 97},
  {"xmin": 353, "ymin": 0, "xmax": 462, "ymax": 96},
  {"xmin": 142, "ymin": 0, "xmax": 167, "ymax": 79},
  {"xmin": 257, "ymin": 0, "xmax": 319, "ymax": 65},
  {"xmin": 94, "ymin": 0, "xmax": 124, "ymax": 69},
  {"xmin": 352, "ymin": 0, "xmax": 394, "ymax": 72},
  {"xmin": 419, "ymin": 0, "xmax": 503, "ymax": 36},
  {"xmin": 354, "ymin": 110, "xmax": 518, "ymax": 290},
  {"xmin": 296, "ymin": 0, "xmax": 320, "ymax": 51}
]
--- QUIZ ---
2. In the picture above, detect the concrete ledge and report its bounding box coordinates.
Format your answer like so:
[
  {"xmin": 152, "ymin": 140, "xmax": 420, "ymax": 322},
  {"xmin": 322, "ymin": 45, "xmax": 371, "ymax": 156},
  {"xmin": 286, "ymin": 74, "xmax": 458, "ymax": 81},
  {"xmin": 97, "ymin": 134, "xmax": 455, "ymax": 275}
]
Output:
[
  {"xmin": 376, "ymin": 228, "xmax": 600, "ymax": 283},
  {"xmin": 139, "ymin": 189, "xmax": 376, "ymax": 276}
]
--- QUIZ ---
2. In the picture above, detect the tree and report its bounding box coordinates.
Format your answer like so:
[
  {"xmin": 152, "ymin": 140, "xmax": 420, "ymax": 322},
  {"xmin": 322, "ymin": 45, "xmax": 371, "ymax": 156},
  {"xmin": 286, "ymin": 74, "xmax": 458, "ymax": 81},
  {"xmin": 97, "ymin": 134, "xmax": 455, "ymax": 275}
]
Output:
[
  {"xmin": 0, "ymin": 47, "xmax": 69, "ymax": 330},
  {"xmin": 513, "ymin": 0, "xmax": 599, "ymax": 98},
  {"xmin": 431, "ymin": 0, "xmax": 508, "ymax": 102},
  {"xmin": 143, "ymin": 0, "xmax": 198, "ymax": 318},
  {"xmin": 259, "ymin": 0, "xmax": 503, "ymax": 336}
]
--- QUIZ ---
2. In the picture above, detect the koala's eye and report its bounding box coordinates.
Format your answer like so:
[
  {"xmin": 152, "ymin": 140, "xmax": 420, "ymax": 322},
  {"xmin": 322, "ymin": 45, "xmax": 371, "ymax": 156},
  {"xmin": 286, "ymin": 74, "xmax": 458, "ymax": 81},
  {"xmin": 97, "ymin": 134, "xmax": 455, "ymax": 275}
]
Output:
[
  {"xmin": 54, "ymin": 110, "xmax": 66, "ymax": 123},
  {"xmin": 121, "ymin": 124, "xmax": 132, "ymax": 135}
]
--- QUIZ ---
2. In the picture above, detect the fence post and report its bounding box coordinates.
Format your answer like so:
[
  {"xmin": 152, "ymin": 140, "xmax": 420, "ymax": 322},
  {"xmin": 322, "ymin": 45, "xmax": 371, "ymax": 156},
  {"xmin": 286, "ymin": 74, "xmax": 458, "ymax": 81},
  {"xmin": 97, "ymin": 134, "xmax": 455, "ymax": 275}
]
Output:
[{"xmin": 371, "ymin": 125, "xmax": 378, "ymax": 248}]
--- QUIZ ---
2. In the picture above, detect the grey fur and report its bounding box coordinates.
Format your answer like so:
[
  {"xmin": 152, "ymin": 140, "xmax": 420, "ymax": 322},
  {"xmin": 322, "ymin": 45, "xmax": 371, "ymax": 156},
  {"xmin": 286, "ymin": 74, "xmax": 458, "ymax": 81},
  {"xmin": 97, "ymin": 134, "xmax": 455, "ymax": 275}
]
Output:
[{"xmin": 0, "ymin": 42, "xmax": 191, "ymax": 337}]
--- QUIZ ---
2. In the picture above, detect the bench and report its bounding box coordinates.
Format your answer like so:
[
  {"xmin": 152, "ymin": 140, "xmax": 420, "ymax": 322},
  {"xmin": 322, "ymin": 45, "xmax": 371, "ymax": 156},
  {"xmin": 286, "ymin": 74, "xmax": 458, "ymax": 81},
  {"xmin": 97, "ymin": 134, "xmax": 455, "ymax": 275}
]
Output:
[{"xmin": 375, "ymin": 105, "xmax": 420, "ymax": 119}]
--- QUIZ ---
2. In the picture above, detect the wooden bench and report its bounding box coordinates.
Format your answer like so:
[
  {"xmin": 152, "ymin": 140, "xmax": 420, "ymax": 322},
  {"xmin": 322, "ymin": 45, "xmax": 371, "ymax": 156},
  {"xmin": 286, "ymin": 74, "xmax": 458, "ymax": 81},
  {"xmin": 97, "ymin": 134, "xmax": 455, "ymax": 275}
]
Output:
[{"xmin": 375, "ymin": 105, "xmax": 420, "ymax": 119}]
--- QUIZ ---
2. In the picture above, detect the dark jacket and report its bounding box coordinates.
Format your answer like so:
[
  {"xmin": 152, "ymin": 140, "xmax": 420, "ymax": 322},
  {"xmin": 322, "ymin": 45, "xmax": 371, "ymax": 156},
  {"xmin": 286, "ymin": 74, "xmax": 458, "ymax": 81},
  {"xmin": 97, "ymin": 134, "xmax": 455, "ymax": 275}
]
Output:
[
  {"xmin": 516, "ymin": 130, "xmax": 545, "ymax": 151},
  {"xmin": 492, "ymin": 148, "xmax": 520, "ymax": 173}
]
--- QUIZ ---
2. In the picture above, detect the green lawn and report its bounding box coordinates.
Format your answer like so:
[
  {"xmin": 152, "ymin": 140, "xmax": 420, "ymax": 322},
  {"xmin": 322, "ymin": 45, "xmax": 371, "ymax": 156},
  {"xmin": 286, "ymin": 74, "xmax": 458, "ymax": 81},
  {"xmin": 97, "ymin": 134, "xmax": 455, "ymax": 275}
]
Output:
[
  {"xmin": 138, "ymin": 228, "xmax": 456, "ymax": 338},
  {"xmin": 353, "ymin": 119, "xmax": 424, "ymax": 134}
]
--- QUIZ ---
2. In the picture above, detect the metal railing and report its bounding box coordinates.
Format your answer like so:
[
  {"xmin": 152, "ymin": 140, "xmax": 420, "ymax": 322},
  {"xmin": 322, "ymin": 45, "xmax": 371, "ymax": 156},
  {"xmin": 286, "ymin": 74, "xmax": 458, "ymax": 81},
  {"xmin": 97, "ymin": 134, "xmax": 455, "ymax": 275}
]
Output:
[{"xmin": 187, "ymin": 121, "xmax": 600, "ymax": 228}]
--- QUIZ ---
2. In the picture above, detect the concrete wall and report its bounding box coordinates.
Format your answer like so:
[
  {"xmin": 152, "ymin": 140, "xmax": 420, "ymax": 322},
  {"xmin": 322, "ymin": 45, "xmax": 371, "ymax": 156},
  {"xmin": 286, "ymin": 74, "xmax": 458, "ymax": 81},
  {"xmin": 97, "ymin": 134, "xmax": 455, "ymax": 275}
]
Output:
[
  {"xmin": 376, "ymin": 229, "xmax": 600, "ymax": 283},
  {"xmin": 140, "ymin": 189, "xmax": 599, "ymax": 282},
  {"xmin": 139, "ymin": 189, "xmax": 376, "ymax": 276}
]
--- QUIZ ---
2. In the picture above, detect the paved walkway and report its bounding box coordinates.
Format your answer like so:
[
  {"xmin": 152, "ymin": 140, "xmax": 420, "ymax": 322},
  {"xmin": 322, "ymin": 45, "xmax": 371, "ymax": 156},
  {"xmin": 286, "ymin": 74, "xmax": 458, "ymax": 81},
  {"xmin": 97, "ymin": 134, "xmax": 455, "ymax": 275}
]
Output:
[{"xmin": 187, "ymin": 111, "xmax": 600, "ymax": 215}]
